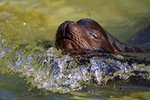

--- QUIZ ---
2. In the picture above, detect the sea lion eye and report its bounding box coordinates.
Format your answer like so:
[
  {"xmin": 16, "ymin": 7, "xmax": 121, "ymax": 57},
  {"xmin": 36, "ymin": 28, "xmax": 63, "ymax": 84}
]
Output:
[{"xmin": 90, "ymin": 33, "xmax": 100, "ymax": 41}]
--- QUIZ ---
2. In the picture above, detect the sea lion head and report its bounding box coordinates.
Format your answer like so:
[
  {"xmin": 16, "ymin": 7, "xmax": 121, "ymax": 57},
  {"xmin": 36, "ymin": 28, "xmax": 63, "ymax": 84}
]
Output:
[{"xmin": 55, "ymin": 18, "xmax": 115, "ymax": 53}]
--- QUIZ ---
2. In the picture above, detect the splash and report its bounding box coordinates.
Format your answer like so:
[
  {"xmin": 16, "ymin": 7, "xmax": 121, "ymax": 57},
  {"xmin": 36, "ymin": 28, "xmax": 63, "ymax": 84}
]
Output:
[{"xmin": 0, "ymin": 35, "xmax": 150, "ymax": 93}]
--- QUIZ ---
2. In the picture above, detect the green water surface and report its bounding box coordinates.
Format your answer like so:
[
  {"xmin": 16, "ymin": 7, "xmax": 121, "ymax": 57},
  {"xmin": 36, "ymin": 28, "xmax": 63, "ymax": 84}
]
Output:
[{"xmin": 0, "ymin": 0, "xmax": 150, "ymax": 100}]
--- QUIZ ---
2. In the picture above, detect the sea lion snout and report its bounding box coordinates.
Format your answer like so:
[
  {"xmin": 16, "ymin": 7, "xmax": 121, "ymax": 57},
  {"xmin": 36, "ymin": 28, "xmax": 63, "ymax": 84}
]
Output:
[{"xmin": 55, "ymin": 21, "xmax": 82, "ymax": 51}]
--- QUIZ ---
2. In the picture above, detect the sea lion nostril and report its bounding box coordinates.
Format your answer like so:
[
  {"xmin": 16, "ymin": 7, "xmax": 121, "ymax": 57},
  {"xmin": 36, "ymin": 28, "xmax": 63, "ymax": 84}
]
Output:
[
  {"xmin": 64, "ymin": 21, "xmax": 71, "ymax": 24},
  {"xmin": 64, "ymin": 21, "xmax": 76, "ymax": 34},
  {"xmin": 65, "ymin": 23, "xmax": 70, "ymax": 34}
]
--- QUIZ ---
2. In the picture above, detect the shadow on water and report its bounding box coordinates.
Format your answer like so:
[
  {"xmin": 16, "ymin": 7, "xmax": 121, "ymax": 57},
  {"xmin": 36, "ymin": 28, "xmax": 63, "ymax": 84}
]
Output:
[{"xmin": 127, "ymin": 16, "xmax": 150, "ymax": 46}]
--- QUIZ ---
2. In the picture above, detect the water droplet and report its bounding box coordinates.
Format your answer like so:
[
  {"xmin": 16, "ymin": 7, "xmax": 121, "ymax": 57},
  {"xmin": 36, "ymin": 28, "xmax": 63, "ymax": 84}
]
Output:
[
  {"xmin": 23, "ymin": 22, "xmax": 26, "ymax": 25},
  {"xmin": 0, "ymin": 30, "xmax": 3, "ymax": 37},
  {"xmin": 2, "ymin": 38, "xmax": 6, "ymax": 43}
]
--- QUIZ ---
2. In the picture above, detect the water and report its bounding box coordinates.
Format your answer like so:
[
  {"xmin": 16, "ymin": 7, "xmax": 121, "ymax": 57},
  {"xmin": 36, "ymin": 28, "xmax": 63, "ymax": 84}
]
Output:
[{"xmin": 0, "ymin": 0, "xmax": 150, "ymax": 100}]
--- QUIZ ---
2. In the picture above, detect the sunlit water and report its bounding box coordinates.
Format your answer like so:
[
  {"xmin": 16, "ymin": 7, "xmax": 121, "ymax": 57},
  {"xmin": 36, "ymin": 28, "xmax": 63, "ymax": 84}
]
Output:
[{"xmin": 0, "ymin": 0, "xmax": 150, "ymax": 100}]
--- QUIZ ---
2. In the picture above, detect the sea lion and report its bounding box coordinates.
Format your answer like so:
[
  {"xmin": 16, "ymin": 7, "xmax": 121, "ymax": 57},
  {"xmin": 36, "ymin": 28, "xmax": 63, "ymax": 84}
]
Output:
[{"xmin": 55, "ymin": 18, "xmax": 149, "ymax": 54}]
